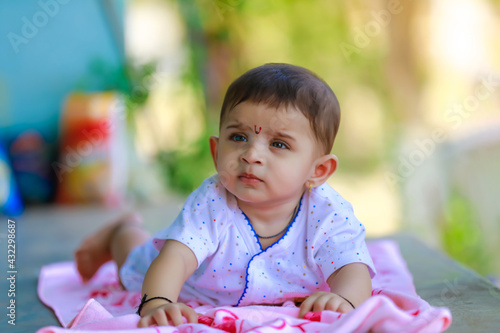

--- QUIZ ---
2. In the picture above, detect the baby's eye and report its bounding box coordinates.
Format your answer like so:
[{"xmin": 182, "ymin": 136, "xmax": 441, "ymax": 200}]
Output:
[
  {"xmin": 230, "ymin": 134, "xmax": 247, "ymax": 142},
  {"xmin": 271, "ymin": 141, "xmax": 289, "ymax": 149}
]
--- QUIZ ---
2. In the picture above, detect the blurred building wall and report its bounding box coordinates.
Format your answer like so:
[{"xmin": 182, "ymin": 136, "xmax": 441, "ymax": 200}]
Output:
[{"xmin": 0, "ymin": 0, "xmax": 125, "ymax": 144}]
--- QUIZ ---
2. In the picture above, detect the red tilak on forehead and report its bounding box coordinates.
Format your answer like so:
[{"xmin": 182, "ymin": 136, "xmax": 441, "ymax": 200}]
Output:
[{"xmin": 254, "ymin": 125, "xmax": 262, "ymax": 134}]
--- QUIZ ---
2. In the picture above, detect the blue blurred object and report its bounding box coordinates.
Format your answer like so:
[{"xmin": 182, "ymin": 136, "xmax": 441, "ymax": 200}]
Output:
[
  {"xmin": 0, "ymin": 141, "xmax": 24, "ymax": 216},
  {"xmin": 10, "ymin": 130, "xmax": 56, "ymax": 204}
]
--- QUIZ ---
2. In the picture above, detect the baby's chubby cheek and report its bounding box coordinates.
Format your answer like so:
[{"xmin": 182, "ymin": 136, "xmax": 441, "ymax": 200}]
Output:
[{"xmin": 217, "ymin": 158, "xmax": 239, "ymax": 186}]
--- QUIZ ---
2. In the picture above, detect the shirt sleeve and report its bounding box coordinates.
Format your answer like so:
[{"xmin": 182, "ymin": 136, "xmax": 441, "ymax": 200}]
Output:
[
  {"xmin": 152, "ymin": 175, "xmax": 230, "ymax": 268},
  {"xmin": 312, "ymin": 190, "xmax": 376, "ymax": 280}
]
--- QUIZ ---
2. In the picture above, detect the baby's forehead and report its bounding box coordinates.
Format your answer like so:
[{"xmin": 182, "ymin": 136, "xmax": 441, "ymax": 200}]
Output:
[
  {"xmin": 222, "ymin": 102, "xmax": 320, "ymax": 143},
  {"xmin": 222, "ymin": 102, "xmax": 308, "ymax": 126}
]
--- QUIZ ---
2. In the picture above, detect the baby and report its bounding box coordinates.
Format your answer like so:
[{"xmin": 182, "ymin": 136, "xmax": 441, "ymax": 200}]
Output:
[{"xmin": 75, "ymin": 63, "xmax": 376, "ymax": 327}]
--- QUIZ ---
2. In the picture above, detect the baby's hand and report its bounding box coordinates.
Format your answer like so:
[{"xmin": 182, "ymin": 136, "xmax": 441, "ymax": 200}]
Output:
[
  {"xmin": 297, "ymin": 291, "xmax": 355, "ymax": 318},
  {"xmin": 137, "ymin": 301, "xmax": 198, "ymax": 327}
]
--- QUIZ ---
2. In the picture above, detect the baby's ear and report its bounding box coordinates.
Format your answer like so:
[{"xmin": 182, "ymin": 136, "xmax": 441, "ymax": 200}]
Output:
[
  {"xmin": 209, "ymin": 136, "xmax": 219, "ymax": 169},
  {"xmin": 309, "ymin": 154, "xmax": 338, "ymax": 187}
]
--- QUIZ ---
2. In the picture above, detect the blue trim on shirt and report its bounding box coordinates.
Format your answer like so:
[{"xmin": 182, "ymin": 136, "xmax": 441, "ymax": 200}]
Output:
[{"xmin": 235, "ymin": 198, "xmax": 303, "ymax": 306}]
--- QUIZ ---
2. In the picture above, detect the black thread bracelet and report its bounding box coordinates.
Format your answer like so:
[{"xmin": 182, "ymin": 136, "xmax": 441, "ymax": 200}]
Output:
[
  {"xmin": 337, "ymin": 294, "xmax": 355, "ymax": 309},
  {"xmin": 136, "ymin": 293, "xmax": 173, "ymax": 316}
]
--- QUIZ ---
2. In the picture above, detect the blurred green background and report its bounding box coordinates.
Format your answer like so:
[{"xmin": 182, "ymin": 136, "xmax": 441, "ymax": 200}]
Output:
[{"xmin": 1, "ymin": 0, "xmax": 500, "ymax": 279}]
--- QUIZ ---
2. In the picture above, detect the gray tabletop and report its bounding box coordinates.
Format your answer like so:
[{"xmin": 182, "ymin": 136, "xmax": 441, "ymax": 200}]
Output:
[{"xmin": 1, "ymin": 204, "xmax": 499, "ymax": 332}]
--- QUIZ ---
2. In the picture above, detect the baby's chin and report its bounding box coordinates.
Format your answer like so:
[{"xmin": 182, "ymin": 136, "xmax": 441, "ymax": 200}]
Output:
[
  {"xmin": 232, "ymin": 190, "xmax": 266, "ymax": 203},
  {"xmin": 230, "ymin": 190, "xmax": 271, "ymax": 207}
]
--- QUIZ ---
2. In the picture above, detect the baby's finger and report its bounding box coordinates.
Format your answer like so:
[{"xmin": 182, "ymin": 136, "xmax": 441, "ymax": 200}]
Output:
[
  {"xmin": 337, "ymin": 301, "xmax": 355, "ymax": 314},
  {"xmin": 167, "ymin": 307, "xmax": 185, "ymax": 326},
  {"xmin": 324, "ymin": 297, "xmax": 343, "ymax": 312},
  {"xmin": 152, "ymin": 309, "xmax": 170, "ymax": 326},
  {"xmin": 298, "ymin": 295, "xmax": 318, "ymax": 318},
  {"xmin": 298, "ymin": 303, "xmax": 311, "ymax": 318},
  {"xmin": 182, "ymin": 306, "xmax": 199, "ymax": 324},
  {"xmin": 137, "ymin": 315, "xmax": 155, "ymax": 328},
  {"xmin": 312, "ymin": 294, "xmax": 334, "ymax": 313}
]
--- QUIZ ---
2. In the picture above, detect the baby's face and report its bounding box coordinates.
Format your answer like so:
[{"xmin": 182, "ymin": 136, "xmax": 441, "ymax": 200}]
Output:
[{"xmin": 211, "ymin": 101, "xmax": 322, "ymax": 207}]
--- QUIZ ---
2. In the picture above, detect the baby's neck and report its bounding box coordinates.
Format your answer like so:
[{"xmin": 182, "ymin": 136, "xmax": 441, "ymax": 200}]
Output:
[{"xmin": 237, "ymin": 196, "xmax": 302, "ymax": 228}]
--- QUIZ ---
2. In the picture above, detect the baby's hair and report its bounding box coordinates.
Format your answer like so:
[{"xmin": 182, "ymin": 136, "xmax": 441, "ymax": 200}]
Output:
[{"xmin": 219, "ymin": 63, "xmax": 341, "ymax": 154}]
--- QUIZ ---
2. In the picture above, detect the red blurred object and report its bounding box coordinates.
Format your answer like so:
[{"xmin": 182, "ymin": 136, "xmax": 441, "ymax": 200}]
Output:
[{"xmin": 54, "ymin": 92, "xmax": 128, "ymax": 206}]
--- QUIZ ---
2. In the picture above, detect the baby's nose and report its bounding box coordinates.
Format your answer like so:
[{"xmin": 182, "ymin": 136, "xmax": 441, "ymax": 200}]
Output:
[{"xmin": 241, "ymin": 141, "xmax": 265, "ymax": 164}]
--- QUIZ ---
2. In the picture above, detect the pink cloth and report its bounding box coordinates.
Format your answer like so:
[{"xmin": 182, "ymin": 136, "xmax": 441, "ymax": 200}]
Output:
[{"xmin": 37, "ymin": 240, "xmax": 452, "ymax": 332}]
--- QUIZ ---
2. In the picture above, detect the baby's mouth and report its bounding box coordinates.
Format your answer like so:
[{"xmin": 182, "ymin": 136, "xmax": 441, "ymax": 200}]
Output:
[{"xmin": 239, "ymin": 173, "xmax": 262, "ymax": 184}]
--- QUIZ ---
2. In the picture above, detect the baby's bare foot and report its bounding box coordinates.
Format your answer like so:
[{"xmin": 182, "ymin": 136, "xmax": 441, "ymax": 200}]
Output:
[{"xmin": 74, "ymin": 212, "xmax": 143, "ymax": 283}]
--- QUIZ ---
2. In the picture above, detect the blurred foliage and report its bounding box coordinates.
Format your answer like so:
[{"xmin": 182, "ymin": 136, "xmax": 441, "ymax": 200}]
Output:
[
  {"xmin": 157, "ymin": 131, "xmax": 216, "ymax": 194},
  {"xmin": 75, "ymin": 57, "xmax": 157, "ymax": 126},
  {"xmin": 441, "ymin": 188, "xmax": 493, "ymax": 276}
]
